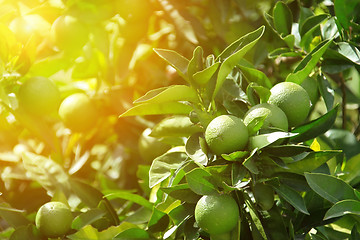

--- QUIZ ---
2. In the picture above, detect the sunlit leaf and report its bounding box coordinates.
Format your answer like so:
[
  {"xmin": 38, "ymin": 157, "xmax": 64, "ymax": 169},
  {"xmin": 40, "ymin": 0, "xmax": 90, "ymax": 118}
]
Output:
[
  {"xmin": 133, "ymin": 85, "xmax": 199, "ymax": 105},
  {"xmin": 119, "ymin": 102, "xmax": 193, "ymax": 117},
  {"xmin": 286, "ymin": 39, "xmax": 333, "ymax": 84},
  {"xmin": 213, "ymin": 26, "xmax": 265, "ymax": 99},
  {"xmin": 153, "ymin": 48, "xmax": 189, "ymax": 81}
]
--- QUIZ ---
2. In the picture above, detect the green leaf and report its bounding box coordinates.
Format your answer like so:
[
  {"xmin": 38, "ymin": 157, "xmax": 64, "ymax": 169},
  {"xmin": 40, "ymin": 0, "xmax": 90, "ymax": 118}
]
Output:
[
  {"xmin": 305, "ymin": 173, "xmax": 359, "ymax": 203},
  {"xmin": 249, "ymin": 132, "xmax": 297, "ymax": 151},
  {"xmin": 161, "ymin": 184, "xmax": 200, "ymax": 203},
  {"xmin": 133, "ymin": 85, "xmax": 198, "ymax": 105},
  {"xmin": 119, "ymin": 102, "xmax": 193, "ymax": 117},
  {"xmin": 153, "ymin": 48, "xmax": 189, "ymax": 82},
  {"xmin": 185, "ymin": 168, "xmax": 218, "ymax": 195},
  {"xmin": 267, "ymin": 179, "xmax": 309, "ymax": 215},
  {"xmin": 213, "ymin": 26, "xmax": 265, "ymax": 99},
  {"xmin": 0, "ymin": 203, "xmax": 29, "ymax": 228},
  {"xmin": 221, "ymin": 151, "xmax": 249, "ymax": 162},
  {"xmin": 265, "ymin": 145, "xmax": 313, "ymax": 157},
  {"xmin": 105, "ymin": 190, "xmax": 154, "ymax": 210},
  {"xmin": 188, "ymin": 46, "xmax": 204, "ymax": 82},
  {"xmin": 317, "ymin": 74, "xmax": 334, "ymax": 111},
  {"xmin": 268, "ymin": 48, "xmax": 302, "ymax": 59},
  {"xmin": 193, "ymin": 62, "xmax": 220, "ymax": 86},
  {"xmin": 290, "ymin": 105, "xmax": 338, "ymax": 143},
  {"xmin": 149, "ymin": 151, "xmax": 188, "ymax": 188},
  {"xmin": 70, "ymin": 178, "xmax": 104, "ymax": 208},
  {"xmin": 114, "ymin": 228, "xmax": 149, "ymax": 239},
  {"xmin": 185, "ymin": 132, "xmax": 208, "ymax": 166},
  {"xmin": 324, "ymin": 199, "xmax": 360, "ymax": 220},
  {"xmin": 334, "ymin": 0, "xmax": 360, "ymax": 30},
  {"xmin": 238, "ymin": 64, "xmax": 272, "ymax": 89},
  {"xmin": 273, "ymin": 1, "xmax": 293, "ymax": 36},
  {"xmin": 286, "ymin": 39, "xmax": 333, "ymax": 84},
  {"xmin": 299, "ymin": 14, "xmax": 329, "ymax": 37},
  {"xmin": 151, "ymin": 116, "xmax": 202, "ymax": 138},
  {"xmin": 284, "ymin": 151, "xmax": 341, "ymax": 174},
  {"xmin": 72, "ymin": 209, "xmax": 106, "ymax": 230},
  {"xmin": 342, "ymin": 153, "xmax": 360, "ymax": 185}
]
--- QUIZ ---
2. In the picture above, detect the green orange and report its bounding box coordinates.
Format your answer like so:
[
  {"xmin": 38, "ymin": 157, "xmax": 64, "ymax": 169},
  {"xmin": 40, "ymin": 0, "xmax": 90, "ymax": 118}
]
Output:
[
  {"xmin": 253, "ymin": 183, "xmax": 275, "ymax": 211},
  {"xmin": 205, "ymin": 115, "xmax": 248, "ymax": 155},
  {"xmin": 268, "ymin": 82, "xmax": 311, "ymax": 127},
  {"xmin": 50, "ymin": 15, "xmax": 88, "ymax": 52},
  {"xmin": 243, "ymin": 103, "xmax": 288, "ymax": 132},
  {"xmin": 58, "ymin": 93, "xmax": 98, "ymax": 132},
  {"xmin": 195, "ymin": 194, "xmax": 239, "ymax": 235},
  {"xmin": 18, "ymin": 76, "xmax": 61, "ymax": 115},
  {"xmin": 35, "ymin": 202, "xmax": 73, "ymax": 238}
]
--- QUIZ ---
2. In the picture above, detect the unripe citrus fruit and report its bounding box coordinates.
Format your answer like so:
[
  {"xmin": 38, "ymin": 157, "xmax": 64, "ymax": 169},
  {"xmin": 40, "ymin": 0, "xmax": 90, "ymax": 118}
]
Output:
[
  {"xmin": 35, "ymin": 201, "xmax": 73, "ymax": 238},
  {"xmin": 243, "ymin": 103, "xmax": 288, "ymax": 132},
  {"xmin": 50, "ymin": 15, "xmax": 88, "ymax": 52},
  {"xmin": 18, "ymin": 77, "xmax": 61, "ymax": 115},
  {"xmin": 58, "ymin": 93, "xmax": 98, "ymax": 132},
  {"xmin": 253, "ymin": 183, "xmax": 275, "ymax": 211},
  {"xmin": 205, "ymin": 115, "xmax": 248, "ymax": 155},
  {"xmin": 138, "ymin": 128, "xmax": 171, "ymax": 163},
  {"xmin": 195, "ymin": 194, "xmax": 239, "ymax": 235},
  {"xmin": 268, "ymin": 82, "xmax": 311, "ymax": 127}
]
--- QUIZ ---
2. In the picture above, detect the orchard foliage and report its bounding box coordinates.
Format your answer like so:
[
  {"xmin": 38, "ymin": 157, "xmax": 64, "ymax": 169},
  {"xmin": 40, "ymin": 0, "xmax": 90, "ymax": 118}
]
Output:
[{"xmin": 0, "ymin": 0, "xmax": 360, "ymax": 239}]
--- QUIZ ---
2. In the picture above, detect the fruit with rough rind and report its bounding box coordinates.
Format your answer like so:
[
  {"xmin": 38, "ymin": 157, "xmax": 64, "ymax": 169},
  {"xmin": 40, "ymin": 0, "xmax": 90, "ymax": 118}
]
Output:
[
  {"xmin": 268, "ymin": 82, "xmax": 311, "ymax": 127},
  {"xmin": 205, "ymin": 115, "xmax": 248, "ymax": 155},
  {"xmin": 195, "ymin": 194, "xmax": 239, "ymax": 235},
  {"xmin": 18, "ymin": 77, "xmax": 61, "ymax": 115},
  {"xmin": 58, "ymin": 93, "xmax": 98, "ymax": 132},
  {"xmin": 35, "ymin": 202, "xmax": 73, "ymax": 238},
  {"xmin": 244, "ymin": 103, "xmax": 288, "ymax": 132}
]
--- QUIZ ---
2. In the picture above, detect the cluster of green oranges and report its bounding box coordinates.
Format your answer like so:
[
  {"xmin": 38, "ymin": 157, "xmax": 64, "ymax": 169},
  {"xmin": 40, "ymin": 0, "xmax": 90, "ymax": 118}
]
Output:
[
  {"xmin": 194, "ymin": 81, "xmax": 311, "ymax": 236},
  {"xmin": 205, "ymin": 81, "xmax": 311, "ymax": 156},
  {"xmin": 17, "ymin": 76, "xmax": 98, "ymax": 132}
]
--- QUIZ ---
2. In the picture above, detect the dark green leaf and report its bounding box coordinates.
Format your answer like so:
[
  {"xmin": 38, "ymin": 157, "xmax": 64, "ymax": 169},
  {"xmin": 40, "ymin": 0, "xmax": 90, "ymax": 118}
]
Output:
[
  {"xmin": 290, "ymin": 105, "xmax": 338, "ymax": 143},
  {"xmin": 249, "ymin": 132, "xmax": 297, "ymax": 150},
  {"xmin": 265, "ymin": 145, "xmax": 313, "ymax": 157},
  {"xmin": 273, "ymin": 1, "xmax": 292, "ymax": 36},
  {"xmin": 324, "ymin": 199, "xmax": 360, "ymax": 220},
  {"xmin": 267, "ymin": 179, "xmax": 309, "ymax": 215},
  {"xmin": 299, "ymin": 14, "xmax": 329, "ymax": 37},
  {"xmin": 0, "ymin": 203, "xmax": 29, "ymax": 228},
  {"xmin": 72, "ymin": 209, "xmax": 106, "ymax": 230},
  {"xmin": 161, "ymin": 184, "xmax": 200, "ymax": 203},
  {"xmin": 185, "ymin": 168, "xmax": 218, "ymax": 195},
  {"xmin": 305, "ymin": 173, "xmax": 359, "ymax": 203},
  {"xmin": 317, "ymin": 74, "xmax": 335, "ymax": 111},
  {"xmin": 282, "ymin": 151, "xmax": 341, "ymax": 174}
]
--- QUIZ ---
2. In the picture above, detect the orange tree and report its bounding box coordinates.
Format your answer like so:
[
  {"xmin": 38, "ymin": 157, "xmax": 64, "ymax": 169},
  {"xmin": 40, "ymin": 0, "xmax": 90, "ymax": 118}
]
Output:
[{"xmin": 1, "ymin": 0, "xmax": 360, "ymax": 240}]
